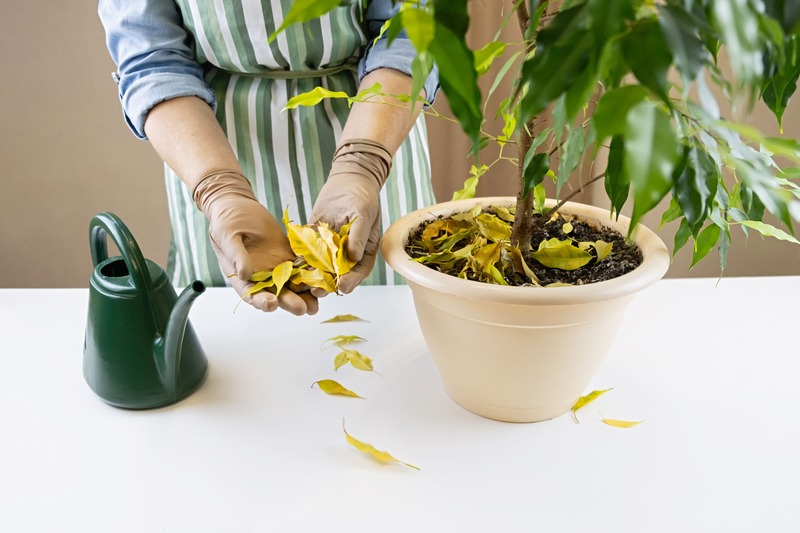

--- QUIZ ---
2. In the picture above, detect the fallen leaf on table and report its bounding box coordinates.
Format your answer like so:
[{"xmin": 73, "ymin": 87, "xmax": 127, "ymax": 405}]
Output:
[
  {"xmin": 321, "ymin": 314, "xmax": 370, "ymax": 323},
  {"xmin": 333, "ymin": 349, "xmax": 374, "ymax": 372},
  {"xmin": 342, "ymin": 420, "xmax": 419, "ymax": 470},
  {"xmin": 571, "ymin": 388, "xmax": 613, "ymax": 423},
  {"xmin": 312, "ymin": 379, "xmax": 364, "ymax": 399},
  {"xmin": 321, "ymin": 335, "xmax": 367, "ymax": 350},
  {"xmin": 601, "ymin": 418, "xmax": 643, "ymax": 429}
]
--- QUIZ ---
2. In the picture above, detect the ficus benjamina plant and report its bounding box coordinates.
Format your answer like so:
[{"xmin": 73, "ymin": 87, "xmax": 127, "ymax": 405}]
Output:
[{"xmin": 279, "ymin": 0, "xmax": 800, "ymax": 274}]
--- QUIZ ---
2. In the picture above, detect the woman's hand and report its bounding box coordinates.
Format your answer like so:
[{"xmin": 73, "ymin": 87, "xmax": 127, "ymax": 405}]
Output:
[
  {"xmin": 310, "ymin": 139, "xmax": 392, "ymax": 294},
  {"xmin": 195, "ymin": 171, "xmax": 319, "ymax": 315}
]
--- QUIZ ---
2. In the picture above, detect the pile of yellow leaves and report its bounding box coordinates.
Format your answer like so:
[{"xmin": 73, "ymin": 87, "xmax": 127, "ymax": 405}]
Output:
[
  {"xmin": 238, "ymin": 210, "xmax": 358, "ymax": 300},
  {"xmin": 411, "ymin": 205, "xmax": 614, "ymax": 286}
]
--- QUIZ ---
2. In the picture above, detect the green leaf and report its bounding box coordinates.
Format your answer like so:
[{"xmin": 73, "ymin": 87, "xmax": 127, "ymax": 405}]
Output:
[
  {"xmin": 712, "ymin": 0, "xmax": 763, "ymax": 85},
  {"xmin": 485, "ymin": 51, "xmax": 522, "ymax": 109},
  {"xmin": 674, "ymin": 218, "xmax": 692, "ymax": 257},
  {"xmin": 605, "ymin": 135, "xmax": 629, "ymax": 218},
  {"xmin": 518, "ymin": 5, "xmax": 593, "ymax": 122},
  {"xmin": 622, "ymin": 19, "xmax": 674, "ymax": 104},
  {"xmin": 402, "ymin": 6, "xmax": 435, "ymax": 52},
  {"xmin": 674, "ymin": 145, "xmax": 720, "ymax": 234},
  {"xmin": 690, "ymin": 224, "xmax": 721, "ymax": 268},
  {"xmin": 624, "ymin": 101, "xmax": 681, "ymax": 230},
  {"xmin": 557, "ymin": 126, "xmax": 585, "ymax": 196},
  {"xmin": 474, "ymin": 41, "xmax": 507, "ymax": 76},
  {"xmin": 531, "ymin": 238, "xmax": 594, "ymax": 270},
  {"xmin": 593, "ymin": 86, "xmax": 648, "ymax": 142},
  {"xmin": 659, "ymin": 197, "xmax": 683, "ymax": 229},
  {"xmin": 522, "ymin": 152, "xmax": 550, "ymax": 200},
  {"xmin": 285, "ymin": 87, "xmax": 350, "ymax": 109},
  {"xmin": 410, "ymin": 52, "xmax": 434, "ymax": 106},
  {"xmin": 269, "ymin": 0, "xmax": 341, "ymax": 43},
  {"xmin": 740, "ymin": 220, "xmax": 800, "ymax": 244},
  {"xmin": 427, "ymin": 5, "xmax": 482, "ymax": 151},
  {"xmin": 657, "ymin": 4, "xmax": 708, "ymax": 86},
  {"xmin": 451, "ymin": 164, "xmax": 488, "ymax": 201}
]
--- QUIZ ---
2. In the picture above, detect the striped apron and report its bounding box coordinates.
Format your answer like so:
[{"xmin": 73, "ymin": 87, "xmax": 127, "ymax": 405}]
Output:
[{"xmin": 166, "ymin": 0, "xmax": 435, "ymax": 287}]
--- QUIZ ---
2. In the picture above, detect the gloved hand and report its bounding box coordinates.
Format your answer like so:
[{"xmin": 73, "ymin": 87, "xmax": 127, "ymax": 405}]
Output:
[
  {"xmin": 193, "ymin": 170, "xmax": 318, "ymax": 315},
  {"xmin": 310, "ymin": 139, "xmax": 393, "ymax": 295}
]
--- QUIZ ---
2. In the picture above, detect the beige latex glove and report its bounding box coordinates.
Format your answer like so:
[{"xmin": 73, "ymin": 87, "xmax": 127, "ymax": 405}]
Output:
[
  {"xmin": 310, "ymin": 139, "xmax": 393, "ymax": 295},
  {"xmin": 193, "ymin": 170, "xmax": 318, "ymax": 315}
]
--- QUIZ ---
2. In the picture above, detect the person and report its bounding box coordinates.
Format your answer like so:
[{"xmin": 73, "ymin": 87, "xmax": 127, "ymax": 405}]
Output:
[{"xmin": 98, "ymin": 0, "xmax": 438, "ymax": 316}]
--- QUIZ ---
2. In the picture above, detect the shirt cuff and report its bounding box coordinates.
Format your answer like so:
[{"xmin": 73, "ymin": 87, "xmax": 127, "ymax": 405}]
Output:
[
  {"xmin": 115, "ymin": 71, "xmax": 216, "ymax": 139},
  {"xmin": 358, "ymin": 38, "xmax": 440, "ymax": 106}
]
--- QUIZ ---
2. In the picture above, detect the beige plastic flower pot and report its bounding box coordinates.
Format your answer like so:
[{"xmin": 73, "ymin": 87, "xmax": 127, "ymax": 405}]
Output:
[{"xmin": 381, "ymin": 197, "xmax": 670, "ymax": 423}]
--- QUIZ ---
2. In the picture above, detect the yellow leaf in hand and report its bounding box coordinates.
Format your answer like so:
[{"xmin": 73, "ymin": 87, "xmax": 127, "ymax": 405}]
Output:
[
  {"xmin": 321, "ymin": 314, "xmax": 370, "ymax": 323},
  {"xmin": 317, "ymin": 224, "xmax": 341, "ymax": 262},
  {"xmin": 291, "ymin": 268, "xmax": 337, "ymax": 294},
  {"xmin": 244, "ymin": 279, "xmax": 274, "ymax": 297},
  {"xmin": 271, "ymin": 260, "xmax": 293, "ymax": 297},
  {"xmin": 342, "ymin": 421, "xmax": 419, "ymax": 470},
  {"xmin": 287, "ymin": 224, "xmax": 335, "ymax": 273},
  {"xmin": 312, "ymin": 379, "xmax": 364, "ymax": 399},
  {"xmin": 249, "ymin": 270, "xmax": 273, "ymax": 282},
  {"xmin": 602, "ymin": 418, "xmax": 643, "ymax": 428},
  {"xmin": 336, "ymin": 234, "xmax": 358, "ymax": 277},
  {"xmin": 571, "ymin": 388, "xmax": 613, "ymax": 423}
]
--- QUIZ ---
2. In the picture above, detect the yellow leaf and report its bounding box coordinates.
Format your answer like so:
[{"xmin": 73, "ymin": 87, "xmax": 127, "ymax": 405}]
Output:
[
  {"xmin": 505, "ymin": 244, "xmax": 541, "ymax": 285},
  {"xmin": 342, "ymin": 421, "xmax": 419, "ymax": 470},
  {"xmin": 271, "ymin": 260, "xmax": 293, "ymax": 297},
  {"xmin": 321, "ymin": 314, "xmax": 370, "ymax": 323},
  {"xmin": 333, "ymin": 352, "xmax": 349, "ymax": 371},
  {"xmin": 571, "ymin": 388, "xmax": 613, "ymax": 423},
  {"xmin": 531, "ymin": 238, "xmax": 594, "ymax": 270},
  {"xmin": 475, "ymin": 213, "xmax": 512, "ymax": 242},
  {"xmin": 312, "ymin": 379, "xmax": 364, "ymax": 399},
  {"xmin": 291, "ymin": 268, "xmax": 337, "ymax": 294},
  {"xmin": 317, "ymin": 223, "xmax": 341, "ymax": 258},
  {"xmin": 249, "ymin": 270, "xmax": 273, "ymax": 282},
  {"xmin": 287, "ymin": 224, "xmax": 335, "ymax": 273},
  {"xmin": 602, "ymin": 418, "xmax": 643, "ymax": 428},
  {"xmin": 321, "ymin": 335, "xmax": 367, "ymax": 350},
  {"xmin": 340, "ymin": 348, "xmax": 374, "ymax": 371},
  {"xmin": 244, "ymin": 279, "xmax": 274, "ymax": 297},
  {"xmin": 284, "ymin": 86, "xmax": 350, "ymax": 109},
  {"xmin": 493, "ymin": 206, "xmax": 516, "ymax": 222},
  {"xmin": 562, "ymin": 221, "xmax": 574, "ymax": 234},
  {"xmin": 592, "ymin": 240, "xmax": 614, "ymax": 262},
  {"xmin": 336, "ymin": 234, "xmax": 358, "ymax": 277}
]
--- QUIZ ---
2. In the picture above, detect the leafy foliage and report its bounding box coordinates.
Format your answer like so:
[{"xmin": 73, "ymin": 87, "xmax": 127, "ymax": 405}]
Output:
[{"xmin": 274, "ymin": 0, "xmax": 800, "ymax": 273}]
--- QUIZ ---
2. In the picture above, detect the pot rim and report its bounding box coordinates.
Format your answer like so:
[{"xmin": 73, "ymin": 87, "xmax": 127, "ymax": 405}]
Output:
[{"xmin": 381, "ymin": 197, "xmax": 670, "ymax": 306}]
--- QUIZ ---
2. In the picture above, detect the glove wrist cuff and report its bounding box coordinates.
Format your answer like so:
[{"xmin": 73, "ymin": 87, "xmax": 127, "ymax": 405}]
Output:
[
  {"xmin": 192, "ymin": 170, "xmax": 257, "ymax": 214},
  {"xmin": 330, "ymin": 138, "xmax": 393, "ymax": 187}
]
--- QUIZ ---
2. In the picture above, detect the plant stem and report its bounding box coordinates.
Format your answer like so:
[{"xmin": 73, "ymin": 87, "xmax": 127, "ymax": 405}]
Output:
[{"xmin": 542, "ymin": 172, "xmax": 606, "ymax": 219}]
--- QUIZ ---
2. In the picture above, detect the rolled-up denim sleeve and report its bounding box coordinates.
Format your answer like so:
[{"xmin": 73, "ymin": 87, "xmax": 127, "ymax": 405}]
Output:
[
  {"xmin": 98, "ymin": 0, "xmax": 216, "ymax": 139},
  {"xmin": 359, "ymin": 0, "xmax": 440, "ymax": 104}
]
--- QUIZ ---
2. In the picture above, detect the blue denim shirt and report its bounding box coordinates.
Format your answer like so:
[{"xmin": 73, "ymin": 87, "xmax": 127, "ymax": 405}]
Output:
[{"xmin": 98, "ymin": 0, "xmax": 439, "ymax": 139}]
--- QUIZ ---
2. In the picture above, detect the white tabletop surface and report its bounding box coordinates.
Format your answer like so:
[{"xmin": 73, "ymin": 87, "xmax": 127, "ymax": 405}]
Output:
[{"xmin": 1, "ymin": 278, "xmax": 799, "ymax": 532}]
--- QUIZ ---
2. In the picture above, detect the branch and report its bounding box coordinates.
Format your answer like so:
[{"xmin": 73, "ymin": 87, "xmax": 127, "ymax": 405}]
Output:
[{"xmin": 542, "ymin": 172, "xmax": 606, "ymax": 218}]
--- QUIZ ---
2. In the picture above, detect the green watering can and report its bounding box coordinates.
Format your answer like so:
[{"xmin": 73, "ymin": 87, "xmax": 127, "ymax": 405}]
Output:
[{"xmin": 83, "ymin": 212, "xmax": 208, "ymax": 409}]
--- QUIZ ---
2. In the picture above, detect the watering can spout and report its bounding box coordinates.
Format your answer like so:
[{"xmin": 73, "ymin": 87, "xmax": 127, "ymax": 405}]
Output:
[{"xmin": 156, "ymin": 280, "xmax": 206, "ymax": 396}]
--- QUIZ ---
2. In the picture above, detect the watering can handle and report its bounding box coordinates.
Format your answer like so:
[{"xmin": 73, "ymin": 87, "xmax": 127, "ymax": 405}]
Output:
[{"xmin": 89, "ymin": 212, "xmax": 153, "ymax": 291}]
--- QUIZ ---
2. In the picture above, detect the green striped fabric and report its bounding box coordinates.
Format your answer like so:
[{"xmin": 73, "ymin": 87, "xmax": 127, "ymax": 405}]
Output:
[{"xmin": 166, "ymin": 0, "xmax": 434, "ymax": 288}]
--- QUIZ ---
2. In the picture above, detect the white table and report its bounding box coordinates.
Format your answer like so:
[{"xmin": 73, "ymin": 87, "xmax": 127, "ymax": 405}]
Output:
[{"xmin": 1, "ymin": 279, "xmax": 799, "ymax": 532}]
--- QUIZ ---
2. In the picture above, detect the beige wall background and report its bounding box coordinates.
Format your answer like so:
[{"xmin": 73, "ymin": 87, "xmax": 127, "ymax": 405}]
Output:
[{"xmin": 2, "ymin": 2, "xmax": 798, "ymax": 289}]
